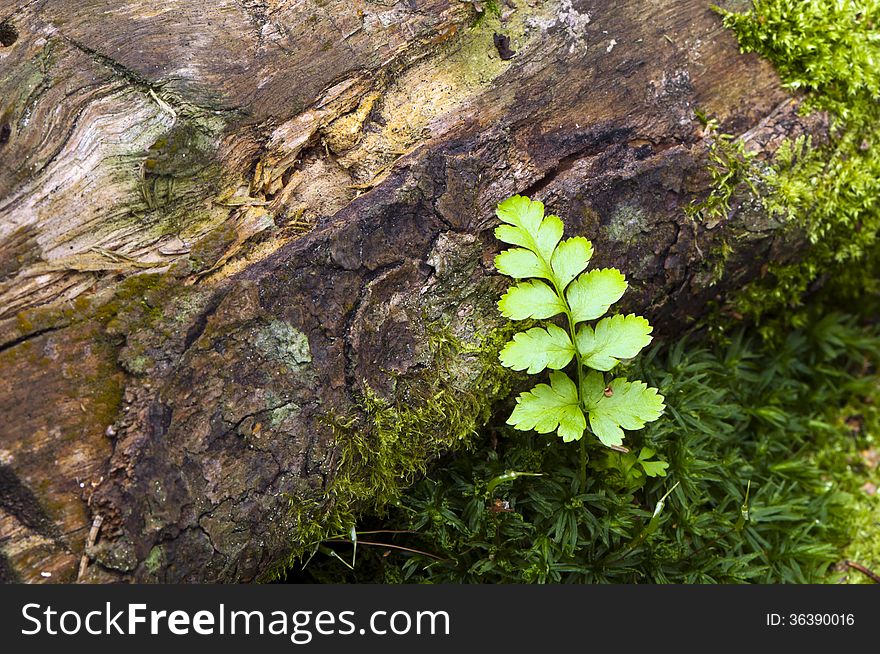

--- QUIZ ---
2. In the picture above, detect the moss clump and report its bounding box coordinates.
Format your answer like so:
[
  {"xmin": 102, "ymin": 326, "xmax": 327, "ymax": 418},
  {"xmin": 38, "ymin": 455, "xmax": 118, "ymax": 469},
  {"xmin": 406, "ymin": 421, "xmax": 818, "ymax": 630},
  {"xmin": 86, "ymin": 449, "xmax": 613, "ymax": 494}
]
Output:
[
  {"xmin": 719, "ymin": 1, "xmax": 880, "ymax": 117},
  {"xmin": 144, "ymin": 545, "xmax": 164, "ymax": 574},
  {"xmin": 94, "ymin": 273, "xmax": 167, "ymax": 324},
  {"xmin": 713, "ymin": 1, "xmax": 880, "ymax": 330},
  {"xmin": 265, "ymin": 322, "xmax": 518, "ymax": 580},
  {"xmin": 102, "ymin": 271, "xmax": 211, "ymax": 336},
  {"xmin": 686, "ymin": 113, "xmax": 760, "ymax": 226},
  {"xmin": 80, "ymin": 329, "xmax": 126, "ymax": 428},
  {"xmin": 815, "ymin": 381, "xmax": 880, "ymax": 584}
]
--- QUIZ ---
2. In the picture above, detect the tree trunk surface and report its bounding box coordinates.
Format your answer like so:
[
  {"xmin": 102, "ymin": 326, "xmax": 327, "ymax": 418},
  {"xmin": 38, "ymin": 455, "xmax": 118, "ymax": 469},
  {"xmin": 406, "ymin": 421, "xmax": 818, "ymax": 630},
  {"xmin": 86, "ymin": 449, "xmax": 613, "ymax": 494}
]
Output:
[{"xmin": 0, "ymin": 0, "xmax": 818, "ymax": 582}]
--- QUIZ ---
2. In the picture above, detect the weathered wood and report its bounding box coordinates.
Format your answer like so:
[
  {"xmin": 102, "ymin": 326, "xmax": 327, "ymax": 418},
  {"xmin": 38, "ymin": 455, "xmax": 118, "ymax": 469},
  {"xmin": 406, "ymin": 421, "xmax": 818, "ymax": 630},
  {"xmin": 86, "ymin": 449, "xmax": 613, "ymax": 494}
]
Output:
[{"xmin": 0, "ymin": 0, "xmax": 814, "ymax": 582}]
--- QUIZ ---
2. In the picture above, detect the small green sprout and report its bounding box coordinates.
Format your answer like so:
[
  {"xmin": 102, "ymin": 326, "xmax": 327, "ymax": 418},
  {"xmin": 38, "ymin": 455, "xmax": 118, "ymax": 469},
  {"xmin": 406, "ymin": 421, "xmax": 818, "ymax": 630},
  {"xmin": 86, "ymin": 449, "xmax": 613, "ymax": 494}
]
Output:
[{"xmin": 493, "ymin": 195, "xmax": 665, "ymax": 448}]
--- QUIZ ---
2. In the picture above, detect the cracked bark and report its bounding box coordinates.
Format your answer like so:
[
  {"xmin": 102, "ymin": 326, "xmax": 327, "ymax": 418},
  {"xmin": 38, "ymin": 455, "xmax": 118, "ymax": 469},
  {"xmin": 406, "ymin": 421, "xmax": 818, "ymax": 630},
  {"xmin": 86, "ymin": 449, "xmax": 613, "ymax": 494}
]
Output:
[{"xmin": 0, "ymin": 0, "xmax": 822, "ymax": 583}]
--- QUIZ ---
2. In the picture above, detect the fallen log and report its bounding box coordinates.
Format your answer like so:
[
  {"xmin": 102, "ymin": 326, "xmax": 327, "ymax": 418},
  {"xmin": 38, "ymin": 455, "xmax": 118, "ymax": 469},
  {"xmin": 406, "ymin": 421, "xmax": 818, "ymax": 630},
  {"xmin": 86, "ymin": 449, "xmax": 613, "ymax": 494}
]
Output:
[{"xmin": 0, "ymin": 0, "xmax": 816, "ymax": 582}]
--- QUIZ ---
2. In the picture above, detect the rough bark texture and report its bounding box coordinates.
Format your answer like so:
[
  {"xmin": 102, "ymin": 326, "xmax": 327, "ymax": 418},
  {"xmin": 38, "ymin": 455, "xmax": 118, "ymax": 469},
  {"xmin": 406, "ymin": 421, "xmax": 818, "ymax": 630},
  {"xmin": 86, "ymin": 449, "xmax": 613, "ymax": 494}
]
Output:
[{"xmin": 0, "ymin": 0, "xmax": 816, "ymax": 582}]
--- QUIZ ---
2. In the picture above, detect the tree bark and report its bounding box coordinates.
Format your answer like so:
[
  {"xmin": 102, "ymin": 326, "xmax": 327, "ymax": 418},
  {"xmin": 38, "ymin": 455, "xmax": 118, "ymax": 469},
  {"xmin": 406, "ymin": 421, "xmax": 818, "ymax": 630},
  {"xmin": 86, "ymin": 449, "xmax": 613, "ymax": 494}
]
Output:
[{"xmin": 0, "ymin": 0, "xmax": 817, "ymax": 582}]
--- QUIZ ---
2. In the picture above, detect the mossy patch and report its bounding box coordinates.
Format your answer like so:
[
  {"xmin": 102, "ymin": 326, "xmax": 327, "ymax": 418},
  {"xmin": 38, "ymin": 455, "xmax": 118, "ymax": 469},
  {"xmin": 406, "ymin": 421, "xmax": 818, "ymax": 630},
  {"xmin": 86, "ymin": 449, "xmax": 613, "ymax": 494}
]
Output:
[
  {"xmin": 710, "ymin": 1, "xmax": 880, "ymax": 332},
  {"xmin": 144, "ymin": 545, "xmax": 164, "ymax": 574},
  {"xmin": 264, "ymin": 322, "xmax": 518, "ymax": 580},
  {"xmin": 818, "ymin": 397, "xmax": 880, "ymax": 584},
  {"xmin": 5, "ymin": 271, "xmax": 171, "ymax": 349}
]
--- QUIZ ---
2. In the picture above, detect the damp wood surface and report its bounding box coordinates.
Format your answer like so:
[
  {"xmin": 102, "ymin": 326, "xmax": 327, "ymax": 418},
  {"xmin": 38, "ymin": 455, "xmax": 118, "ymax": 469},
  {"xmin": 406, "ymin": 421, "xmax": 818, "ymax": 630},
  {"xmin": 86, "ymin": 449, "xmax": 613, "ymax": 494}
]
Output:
[{"xmin": 0, "ymin": 0, "xmax": 819, "ymax": 582}]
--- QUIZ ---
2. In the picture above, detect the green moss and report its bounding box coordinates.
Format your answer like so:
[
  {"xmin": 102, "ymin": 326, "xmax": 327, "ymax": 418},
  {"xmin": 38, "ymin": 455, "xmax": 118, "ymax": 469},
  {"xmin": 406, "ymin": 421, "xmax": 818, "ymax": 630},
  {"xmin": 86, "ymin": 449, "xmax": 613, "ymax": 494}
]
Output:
[
  {"xmin": 14, "ymin": 307, "xmax": 60, "ymax": 335},
  {"xmin": 686, "ymin": 112, "xmax": 760, "ymax": 226},
  {"xmin": 841, "ymin": 495, "xmax": 880, "ymax": 583},
  {"xmin": 712, "ymin": 1, "xmax": 880, "ymax": 331},
  {"xmin": 464, "ymin": 0, "xmax": 501, "ymax": 22},
  {"xmin": 719, "ymin": 1, "xmax": 880, "ymax": 118},
  {"xmin": 94, "ymin": 273, "xmax": 167, "ymax": 323},
  {"xmin": 705, "ymin": 239, "xmax": 735, "ymax": 287},
  {"xmin": 816, "ymin": 401, "xmax": 880, "ymax": 584},
  {"xmin": 144, "ymin": 545, "xmax": 164, "ymax": 574},
  {"xmin": 8, "ymin": 269, "xmax": 204, "ymax": 394},
  {"xmin": 82, "ymin": 333, "xmax": 125, "ymax": 427},
  {"xmin": 264, "ymin": 322, "xmax": 518, "ymax": 580},
  {"xmin": 6, "ymin": 272, "xmax": 171, "ymax": 350},
  {"xmin": 101, "ymin": 272, "xmax": 211, "ymax": 344}
]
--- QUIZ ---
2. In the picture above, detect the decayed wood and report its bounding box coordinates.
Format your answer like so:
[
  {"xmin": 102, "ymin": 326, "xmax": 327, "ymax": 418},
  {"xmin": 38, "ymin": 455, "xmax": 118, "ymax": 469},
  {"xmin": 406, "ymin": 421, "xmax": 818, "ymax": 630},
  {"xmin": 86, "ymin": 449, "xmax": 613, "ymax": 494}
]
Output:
[{"xmin": 0, "ymin": 0, "xmax": 814, "ymax": 582}]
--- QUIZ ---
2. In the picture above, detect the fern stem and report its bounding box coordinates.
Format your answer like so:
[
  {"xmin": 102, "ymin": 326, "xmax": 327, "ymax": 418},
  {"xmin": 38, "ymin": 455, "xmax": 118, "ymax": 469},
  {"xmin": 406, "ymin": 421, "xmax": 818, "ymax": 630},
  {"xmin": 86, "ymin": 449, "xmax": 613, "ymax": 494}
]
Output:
[{"xmin": 550, "ymin": 273, "xmax": 589, "ymax": 487}]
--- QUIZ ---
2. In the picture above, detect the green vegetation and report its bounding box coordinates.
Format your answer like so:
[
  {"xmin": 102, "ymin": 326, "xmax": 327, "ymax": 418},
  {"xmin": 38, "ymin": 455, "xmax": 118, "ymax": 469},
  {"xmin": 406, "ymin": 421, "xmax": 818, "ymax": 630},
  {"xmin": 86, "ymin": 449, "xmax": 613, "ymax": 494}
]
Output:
[
  {"xmin": 491, "ymin": 195, "xmax": 664, "ymax": 493},
  {"xmin": 465, "ymin": 0, "xmax": 501, "ymax": 21},
  {"xmin": 686, "ymin": 111, "xmax": 760, "ymax": 225},
  {"xmin": 712, "ymin": 1, "xmax": 880, "ymax": 328},
  {"xmin": 718, "ymin": 0, "xmax": 880, "ymax": 118},
  {"xmin": 269, "ymin": 323, "xmax": 518, "ymax": 580},
  {"xmin": 288, "ymin": 192, "xmax": 879, "ymax": 585},
  {"xmin": 292, "ymin": 312, "xmax": 880, "ymax": 584},
  {"xmin": 494, "ymin": 195, "xmax": 664, "ymax": 450}
]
